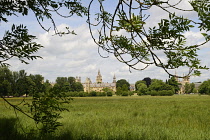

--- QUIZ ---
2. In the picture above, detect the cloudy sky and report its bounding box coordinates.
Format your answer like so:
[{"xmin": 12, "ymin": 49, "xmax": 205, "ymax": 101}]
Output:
[{"xmin": 1, "ymin": 0, "xmax": 210, "ymax": 84}]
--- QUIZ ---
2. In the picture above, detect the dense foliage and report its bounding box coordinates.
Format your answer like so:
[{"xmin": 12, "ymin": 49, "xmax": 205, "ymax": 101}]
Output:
[
  {"xmin": 116, "ymin": 79, "xmax": 131, "ymax": 95},
  {"xmin": 52, "ymin": 77, "xmax": 84, "ymax": 94},
  {"xmin": 167, "ymin": 76, "xmax": 180, "ymax": 94},
  {"xmin": 0, "ymin": 66, "xmax": 45, "ymax": 96},
  {"xmin": 198, "ymin": 79, "xmax": 210, "ymax": 94},
  {"xmin": 184, "ymin": 82, "xmax": 196, "ymax": 94}
]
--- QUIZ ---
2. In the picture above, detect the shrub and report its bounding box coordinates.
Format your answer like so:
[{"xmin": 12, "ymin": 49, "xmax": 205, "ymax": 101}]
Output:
[
  {"xmin": 137, "ymin": 91, "xmax": 142, "ymax": 96},
  {"xmin": 106, "ymin": 91, "xmax": 113, "ymax": 96},
  {"xmin": 121, "ymin": 91, "xmax": 129, "ymax": 96},
  {"xmin": 89, "ymin": 91, "xmax": 97, "ymax": 96},
  {"xmin": 96, "ymin": 92, "xmax": 106, "ymax": 96},
  {"xmin": 128, "ymin": 91, "xmax": 134, "ymax": 96},
  {"xmin": 150, "ymin": 90, "xmax": 174, "ymax": 96},
  {"xmin": 150, "ymin": 90, "xmax": 159, "ymax": 96}
]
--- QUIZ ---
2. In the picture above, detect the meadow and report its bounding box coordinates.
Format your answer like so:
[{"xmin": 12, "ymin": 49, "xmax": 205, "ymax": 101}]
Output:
[{"xmin": 1, "ymin": 95, "xmax": 210, "ymax": 140}]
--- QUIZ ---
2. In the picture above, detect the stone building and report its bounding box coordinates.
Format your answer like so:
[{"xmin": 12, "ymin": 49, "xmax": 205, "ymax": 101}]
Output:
[
  {"xmin": 177, "ymin": 75, "xmax": 190, "ymax": 94},
  {"xmin": 76, "ymin": 70, "xmax": 117, "ymax": 93}
]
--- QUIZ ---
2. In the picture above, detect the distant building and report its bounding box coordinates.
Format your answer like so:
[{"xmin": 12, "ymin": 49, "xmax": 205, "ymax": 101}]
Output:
[
  {"xmin": 129, "ymin": 84, "xmax": 135, "ymax": 91},
  {"xmin": 77, "ymin": 70, "xmax": 117, "ymax": 93},
  {"xmin": 175, "ymin": 74, "xmax": 201, "ymax": 94},
  {"xmin": 176, "ymin": 75, "xmax": 190, "ymax": 94}
]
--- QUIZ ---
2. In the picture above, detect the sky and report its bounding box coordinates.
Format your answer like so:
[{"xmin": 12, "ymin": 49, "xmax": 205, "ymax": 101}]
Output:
[{"xmin": 1, "ymin": 0, "xmax": 210, "ymax": 84}]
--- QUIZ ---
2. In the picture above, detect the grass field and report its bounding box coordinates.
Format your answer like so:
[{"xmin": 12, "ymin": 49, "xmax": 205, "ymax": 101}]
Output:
[{"xmin": 1, "ymin": 95, "xmax": 210, "ymax": 140}]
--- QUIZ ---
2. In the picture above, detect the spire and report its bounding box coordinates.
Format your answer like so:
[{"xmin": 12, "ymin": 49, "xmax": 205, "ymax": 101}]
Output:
[
  {"xmin": 113, "ymin": 74, "xmax": 116, "ymax": 83},
  {"xmin": 96, "ymin": 69, "xmax": 102, "ymax": 83},
  {"xmin": 98, "ymin": 69, "xmax": 101, "ymax": 76}
]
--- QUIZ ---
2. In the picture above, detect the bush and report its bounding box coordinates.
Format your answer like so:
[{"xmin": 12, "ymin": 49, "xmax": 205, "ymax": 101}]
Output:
[
  {"xmin": 96, "ymin": 92, "xmax": 106, "ymax": 96},
  {"xmin": 128, "ymin": 91, "xmax": 134, "ymax": 96},
  {"xmin": 150, "ymin": 90, "xmax": 159, "ymax": 96},
  {"xmin": 150, "ymin": 90, "xmax": 174, "ymax": 96},
  {"xmin": 121, "ymin": 91, "xmax": 129, "ymax": 96},
  {"xmin": 137, "ymin": 91, "xmax": 142, "ymax": 96},
  {"xmin": 106, "ymin": 91, "xmax": 113, "ymax": 96},
  {"xmin": 89, "ymin": 91, "xmax": 97, "ymax": 96},
  {"xmin": 161, "ymin": 90, "xmax": 173, "ymax": 96}
]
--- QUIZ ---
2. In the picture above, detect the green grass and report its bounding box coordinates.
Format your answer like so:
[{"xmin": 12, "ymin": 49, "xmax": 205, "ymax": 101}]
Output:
[{"xmin": 1, "ymin": 95, "xmax": 210, "ymax": 139}]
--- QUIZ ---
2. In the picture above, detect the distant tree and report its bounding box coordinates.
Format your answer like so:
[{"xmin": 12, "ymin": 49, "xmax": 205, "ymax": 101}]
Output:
[
  {"xmin": 72, "ymin": 82, "xmax": 84, "ymax": 92},
  {"xmin": 168, "ymin": 76, "xmax": 180, "ymax": 94},
  {"xmin": 136, "ymin": 82, "xmax": 148, "ymax": 95},
  {"xmin": 56, "ymin": 77, "xmax": 68, "ymax": 87},
  {"xmin": 193, "ymin": 88, "xmax": 197, "ymax": 94},
  {"xmin": 116, "ymin": 79, "xmax": 130, "ymax": 91},
  {"xmin": 142, "ymin": 77, "xmax": 151, "ymax": 87},
  {"xmin": 122, "ymin": 84, "xmax": 129, "ymax": 91},
  {"xmin": 0, "ymin": 67, "xmax": 13, "ymax": 96},
  {"xmin": 184, "ymin": 83, "xmax": 195, "ymax": 94},
  {"xmin": 116, "ymin": 87, "xmax": 122, "ymax": 96},
  {"xmin": 149, "ymin": 79, "xmax": 174, "ymax": 92},
  {"xmin": 68, "ymin": 77, "xmax": 76, "ymax": 86},
  {"xmin": 0, "ymin": 80, "xmax": 12, "ymax": 96},
  {"xmin": 190, "ymin": 83, "xmax": 195, "ymax": 93},
  {"xmin": 135, "ymin": 80, "xmax": 146, "ymax": 91},
  {"xmin": 54, "ymin": 76, "xmax": 83, "ymax": 92},
  {"xmin": 198, "ymin": 80, "xmax": 210, "ymax": 94},
  {"xmin": 102, "ymin": 87, "xmax": 113, "ymax": 96},
  {"xmin": 43, "ymin": 80, "xmax": 53, "ymax": 93},
  {"xmin": 16, "ymin": 76, "xmax": 36, "ymax": 96},
  {"xmin": 29, "ymin": 74, "xmax": 45, "ymax": 93}
]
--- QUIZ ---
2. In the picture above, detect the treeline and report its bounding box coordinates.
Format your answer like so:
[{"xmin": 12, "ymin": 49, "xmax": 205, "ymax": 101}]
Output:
[
  {"xmin": 1, "ymin": 66, "xmax": 210, "ymax": 97},
  {"xmin": 115, "ymin": 77, "xmax": 178, "ymax": 96},
  {"xmin": 0, "ymin": 67, "xmax": 46, "ymax": 96},
  {"xmin": 0, "ymin": 67, "xmax": 115, "ymax": 97},
  {"xmin": 0, "ymin": 67, "xmax": 84, "ymax": 97},
  {"xmin": 135, "ymin": 77, "xmax": 178, "ymax": 96}
]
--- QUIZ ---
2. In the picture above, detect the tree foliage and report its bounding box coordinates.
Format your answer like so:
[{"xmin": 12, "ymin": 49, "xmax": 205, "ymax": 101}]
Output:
[
  {"xmin": 168, "ymin": 76, "xmax": 180, "ymax": 94},
  {"xmin": 88, "ymin": 0, "xmax": 210, "ymax": 77},
  {"xmin": 116, "ymin": 79, "xmax": 130, "ymax": 91},
  {"xmin": 52, "ymin": 77, "xmax": 84, "ymax": 93},
  {"xmin": 142, "ymin": 77, "xmax": 151, "ymax": 87},
  {"xmin": 136, "ymin": 82, "xmax": 147, "ymax": 95},
  {"xmin": 184, "ymin": 82, "xmax": 195, "ymax": 94},
  {"xmin": 149, "ymin": 79, "xmax": 174, "ymax": 91},
  {"xmin": 135, "ymin": 80, "xmax": 146, "ymax": 91},
  {"xmin": 198, "ymin": 79, "xmax": 210, "ymax": 94}
]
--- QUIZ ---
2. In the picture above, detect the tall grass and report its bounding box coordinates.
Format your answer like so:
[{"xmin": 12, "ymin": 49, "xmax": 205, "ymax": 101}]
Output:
[{"xmin": 1, "ymin": 95, "xmax": 210, "ymax": 139}]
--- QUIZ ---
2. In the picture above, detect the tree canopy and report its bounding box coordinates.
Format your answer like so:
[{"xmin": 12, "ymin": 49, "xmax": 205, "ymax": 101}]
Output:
[
  {"xmin": 88, "ymin": 0, "xmax": 210, "ymax": 77},
  {"xmin": 116, "ymin": 79, "xmax": 130, "ymax": 91},
  {"xmin": 198, "ymin": 79, "xmax": 210, "ymax": 94}
]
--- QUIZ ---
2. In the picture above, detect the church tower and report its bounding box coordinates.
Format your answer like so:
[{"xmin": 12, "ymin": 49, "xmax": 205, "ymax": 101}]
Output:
[
  {"xmin": 113, "ymin": 74, "xmax": 116, "ymax": 83},
  {"xmin": 85, "ymin": 77, "xmax": 92, "ymax": 93},
  {"xmin": 96, "ymin": 70, "xmax": 102, "ymax": 84}
]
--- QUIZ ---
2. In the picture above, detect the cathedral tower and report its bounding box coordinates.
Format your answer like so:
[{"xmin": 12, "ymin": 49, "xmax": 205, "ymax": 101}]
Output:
[
  {"xmin": 113, "ymin": 74, "xmax": 116, "ymax": 83},
  {"xmin": 96, "ymin": 70, "xmax": 102, "ymax": 84}
]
